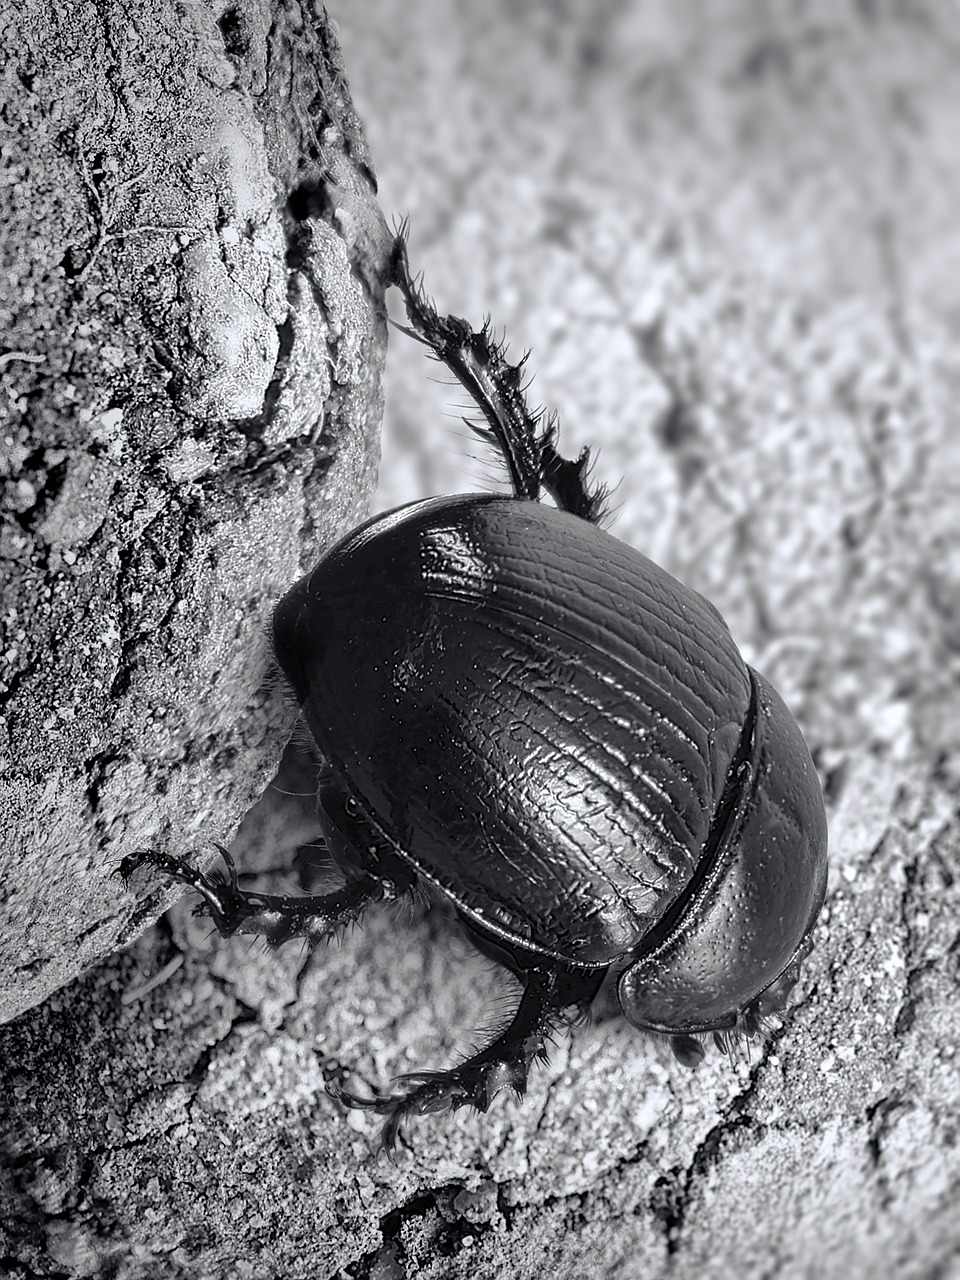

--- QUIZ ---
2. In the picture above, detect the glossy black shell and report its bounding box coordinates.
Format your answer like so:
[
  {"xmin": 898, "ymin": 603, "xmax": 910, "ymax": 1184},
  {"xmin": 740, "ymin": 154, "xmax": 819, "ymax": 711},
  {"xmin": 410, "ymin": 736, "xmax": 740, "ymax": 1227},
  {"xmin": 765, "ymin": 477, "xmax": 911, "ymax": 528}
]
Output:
[{"xmin": 274, "ymin": 492, "xmax": 827, "ymax": 1031}]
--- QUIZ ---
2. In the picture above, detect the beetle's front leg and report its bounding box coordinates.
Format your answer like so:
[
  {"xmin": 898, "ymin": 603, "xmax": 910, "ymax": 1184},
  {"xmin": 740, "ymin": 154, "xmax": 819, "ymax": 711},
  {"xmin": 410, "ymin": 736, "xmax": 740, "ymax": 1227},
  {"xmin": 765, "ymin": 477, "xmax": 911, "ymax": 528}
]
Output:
[
  {"xmin": 332, "ymin": 964, "xmax": 595, "ymax": 1151},
  {"xmin": 119, "ymin": 846, "xmax": 400, "ymax": 948}
]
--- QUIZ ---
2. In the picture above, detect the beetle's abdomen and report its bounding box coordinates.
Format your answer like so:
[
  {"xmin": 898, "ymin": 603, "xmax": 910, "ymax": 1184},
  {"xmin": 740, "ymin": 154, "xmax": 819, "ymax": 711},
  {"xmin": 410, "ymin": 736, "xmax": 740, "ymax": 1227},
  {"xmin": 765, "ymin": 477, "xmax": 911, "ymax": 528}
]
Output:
[{"xmin": 273, "ymin": 495, "xmax": 752, "ymax": 965}]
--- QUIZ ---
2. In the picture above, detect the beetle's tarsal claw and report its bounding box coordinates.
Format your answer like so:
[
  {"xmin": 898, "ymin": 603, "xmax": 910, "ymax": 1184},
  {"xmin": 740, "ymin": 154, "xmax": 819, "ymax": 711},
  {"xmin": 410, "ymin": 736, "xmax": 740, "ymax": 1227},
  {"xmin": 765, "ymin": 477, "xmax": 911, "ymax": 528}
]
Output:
[
  {"xmin": 117, "ymin": 848, "xmax": 203, "ymax": 890},
  {"xmin": 211, "ymin": 842, "xmax": 239, "ymax": 893},
  {"xmin": 118, "ymin": 846, "xmax": 254, "ymax": 935},
  {"xmin": 381, "ymin": 1112, "xmax": 405, "ymax": 1156},
  {"xmin": 326, "ymin": 1079, "xmax": 388, "ymax": 1111},
  {"xmin": 330, "ymin": 1054, "xmax": 531, "ymax": 1151}
]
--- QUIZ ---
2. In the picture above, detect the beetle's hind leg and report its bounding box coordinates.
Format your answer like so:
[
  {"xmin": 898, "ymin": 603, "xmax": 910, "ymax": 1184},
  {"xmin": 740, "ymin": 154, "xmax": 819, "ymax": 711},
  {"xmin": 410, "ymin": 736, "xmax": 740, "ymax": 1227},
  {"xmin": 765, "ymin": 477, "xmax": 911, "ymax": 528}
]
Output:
[
  {"xmin": 391, "ymin": 229, "xmax": 609, "ymax": 523},
  {"xmin": 331, "ymin": 962, "xmax": 595, "ymax": 1151},
  {"xmin": 118, "ymin": 845, "xmax": 402, "ymax": 949}
]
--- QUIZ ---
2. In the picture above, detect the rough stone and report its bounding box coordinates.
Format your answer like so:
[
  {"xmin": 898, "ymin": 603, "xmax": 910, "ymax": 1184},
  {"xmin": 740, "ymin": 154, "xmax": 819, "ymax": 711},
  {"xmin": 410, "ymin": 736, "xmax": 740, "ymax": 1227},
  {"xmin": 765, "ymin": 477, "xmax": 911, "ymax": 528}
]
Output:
[{"xmin": 0, "ymin": 0, "xmax": 391, "ymax": 1025}]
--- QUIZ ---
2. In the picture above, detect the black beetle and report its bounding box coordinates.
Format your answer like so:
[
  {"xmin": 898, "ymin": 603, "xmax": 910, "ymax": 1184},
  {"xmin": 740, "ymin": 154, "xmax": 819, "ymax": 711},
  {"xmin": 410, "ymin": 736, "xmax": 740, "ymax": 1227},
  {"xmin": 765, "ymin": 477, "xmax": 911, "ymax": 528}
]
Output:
[{"xmin": 123, "ymin": 232, "xmax": 828, "ymax": 1149}]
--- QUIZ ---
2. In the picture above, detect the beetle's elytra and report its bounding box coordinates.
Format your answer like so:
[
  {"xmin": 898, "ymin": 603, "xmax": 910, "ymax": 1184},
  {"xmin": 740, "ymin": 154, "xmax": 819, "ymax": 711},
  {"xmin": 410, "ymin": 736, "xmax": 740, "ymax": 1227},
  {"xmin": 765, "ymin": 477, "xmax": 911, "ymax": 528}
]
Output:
[{"xmin": 123, "ymin": 232, "xmax": 828, "ymax": 1149}]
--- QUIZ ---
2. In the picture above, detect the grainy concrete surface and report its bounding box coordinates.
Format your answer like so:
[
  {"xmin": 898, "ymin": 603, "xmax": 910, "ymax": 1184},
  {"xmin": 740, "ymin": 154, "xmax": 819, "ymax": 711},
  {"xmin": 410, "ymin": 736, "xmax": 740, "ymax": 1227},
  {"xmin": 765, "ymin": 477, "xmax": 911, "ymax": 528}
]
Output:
[{"xmin": 2, "ymin": 2, "xmax": 959, "ymax": 1277}]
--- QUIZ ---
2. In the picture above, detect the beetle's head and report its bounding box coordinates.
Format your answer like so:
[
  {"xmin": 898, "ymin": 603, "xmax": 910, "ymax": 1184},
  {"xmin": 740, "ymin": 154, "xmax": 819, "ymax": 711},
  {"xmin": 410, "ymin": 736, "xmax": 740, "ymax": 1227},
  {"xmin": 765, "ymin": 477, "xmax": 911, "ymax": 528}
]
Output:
[{"xmin": 616, "ymin": 670, "xmax": 828, "ymax": 1068}]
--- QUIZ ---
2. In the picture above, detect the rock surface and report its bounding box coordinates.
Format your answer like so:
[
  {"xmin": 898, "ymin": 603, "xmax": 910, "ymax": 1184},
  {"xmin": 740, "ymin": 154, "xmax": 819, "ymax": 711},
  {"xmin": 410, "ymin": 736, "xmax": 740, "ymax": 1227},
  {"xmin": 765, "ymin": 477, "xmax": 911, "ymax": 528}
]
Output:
[
  {"xmin": 2, "ymin": 2, "xmax": 958, "ymax": 1278},
  {"xmin": 0, "ymin": 0, "xmax": 389, "ymax": 1024}
]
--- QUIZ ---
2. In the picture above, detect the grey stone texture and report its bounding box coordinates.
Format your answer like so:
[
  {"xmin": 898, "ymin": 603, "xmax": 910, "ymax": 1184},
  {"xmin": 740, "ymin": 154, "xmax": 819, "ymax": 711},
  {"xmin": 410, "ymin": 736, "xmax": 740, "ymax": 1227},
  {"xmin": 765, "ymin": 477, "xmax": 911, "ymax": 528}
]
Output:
[{"xmin": 0, "ymin": 0, "xmax": 389, "ymax": 1025}]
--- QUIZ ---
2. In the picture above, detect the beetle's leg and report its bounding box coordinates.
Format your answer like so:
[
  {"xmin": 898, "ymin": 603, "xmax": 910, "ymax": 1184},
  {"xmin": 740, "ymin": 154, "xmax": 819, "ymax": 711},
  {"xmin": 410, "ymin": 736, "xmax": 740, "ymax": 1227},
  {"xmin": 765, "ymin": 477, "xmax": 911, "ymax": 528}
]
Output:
[
  {"xmin": 331, "ymin": 963, "xmax": 597, "ymax": 1151},
  {"xmin": 391, "ymin": 229, "xmax": 609, "ymax": 523},
  {"xmin": 119, "ymin": 846, "xmax": 411, "ymax": 948}
]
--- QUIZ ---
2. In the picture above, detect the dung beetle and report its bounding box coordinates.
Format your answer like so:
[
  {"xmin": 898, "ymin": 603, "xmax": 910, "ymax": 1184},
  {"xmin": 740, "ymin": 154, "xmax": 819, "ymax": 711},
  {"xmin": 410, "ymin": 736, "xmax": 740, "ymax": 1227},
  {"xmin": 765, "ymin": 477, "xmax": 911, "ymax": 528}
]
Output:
[{"xmin": 122, "ymin": 231, "xmax": 828, "ymax": 1149}]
